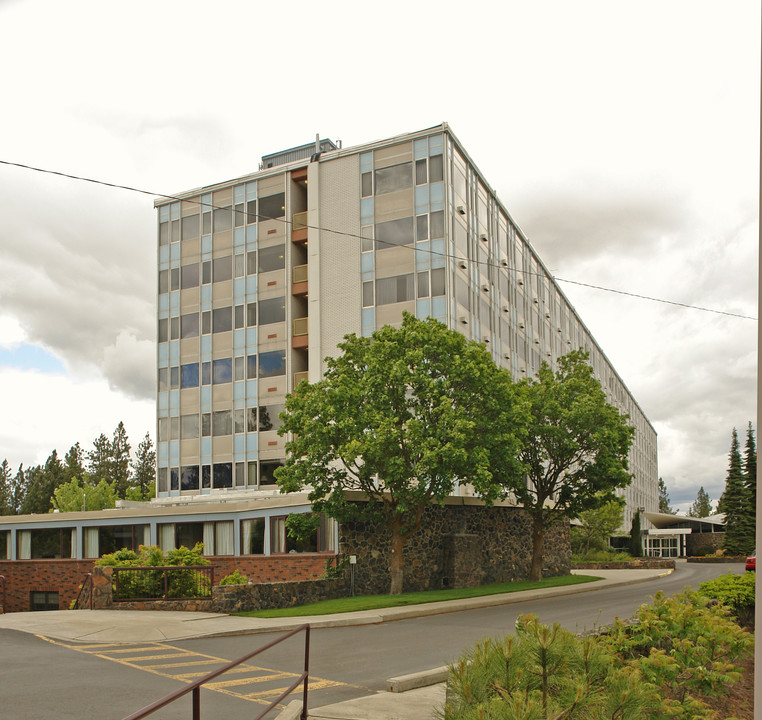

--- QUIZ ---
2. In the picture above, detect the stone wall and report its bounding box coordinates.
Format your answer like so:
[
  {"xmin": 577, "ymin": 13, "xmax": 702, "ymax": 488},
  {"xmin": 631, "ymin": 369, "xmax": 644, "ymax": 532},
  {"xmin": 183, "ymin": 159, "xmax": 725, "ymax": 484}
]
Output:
[
  {"xmin": 338, "ymin": 502, "xmax": 570, "ymax": 596},
  {"xmin": 213, "ymin": 577, "xmax": 348, "ymax": 613},
  {"xmin": 571, "ymin": 559, "xmax": 675, "ymax": 570},
  {"xmin": 686, "ymin": 533, "xmax": 724, "ymax": 557}
]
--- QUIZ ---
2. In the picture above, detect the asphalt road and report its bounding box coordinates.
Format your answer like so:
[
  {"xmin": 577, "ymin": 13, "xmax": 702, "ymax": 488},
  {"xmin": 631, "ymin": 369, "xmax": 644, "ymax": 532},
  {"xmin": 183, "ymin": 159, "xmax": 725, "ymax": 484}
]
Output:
[{"xmin": 0, "ymin": 561, "xmax": 744, "ymax": 719}]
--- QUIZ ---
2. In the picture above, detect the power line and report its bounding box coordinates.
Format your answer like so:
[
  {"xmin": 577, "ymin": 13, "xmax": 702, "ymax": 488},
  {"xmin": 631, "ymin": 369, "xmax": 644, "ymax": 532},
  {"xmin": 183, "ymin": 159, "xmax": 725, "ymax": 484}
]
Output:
[{"xmin": 0, "ymin": 158, "xmax": 756, "ymax": 321}]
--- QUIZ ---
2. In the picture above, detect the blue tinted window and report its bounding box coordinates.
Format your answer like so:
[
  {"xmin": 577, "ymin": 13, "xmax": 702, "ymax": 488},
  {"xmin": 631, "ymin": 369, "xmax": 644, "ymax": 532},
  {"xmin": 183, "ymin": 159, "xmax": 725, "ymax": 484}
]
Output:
[
  {"xmin": 213, "ymin": 358, "xmax": 232, "ymax": 384},
  {"xmin": 181, "ymin": 363, "xmax": 199, "ymax": 388},
  {"xmin": 259, "ymin": 351, "xmax": 286, "ymax": 378}
]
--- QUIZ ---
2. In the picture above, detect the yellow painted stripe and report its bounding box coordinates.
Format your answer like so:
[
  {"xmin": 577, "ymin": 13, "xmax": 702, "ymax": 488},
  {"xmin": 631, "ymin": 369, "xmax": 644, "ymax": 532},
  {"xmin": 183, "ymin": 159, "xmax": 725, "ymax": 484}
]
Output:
[
  {"xmin": 94, "ymin": 646, "xmax": 165, "ymax": 654},
  {"xmin": 147, "ymin": 659, "xmax": 222, "ymax": 670},
  {"xmin": 205, "ymin": 672, "xmax": 296, "ymax": 689},
  {"xmin": 167, "ymin": 664, "xmax": 278, "ymax": 678},
  {"xmin": 101, "ymin": 652, "xmax": 194, "ymax": 662}
]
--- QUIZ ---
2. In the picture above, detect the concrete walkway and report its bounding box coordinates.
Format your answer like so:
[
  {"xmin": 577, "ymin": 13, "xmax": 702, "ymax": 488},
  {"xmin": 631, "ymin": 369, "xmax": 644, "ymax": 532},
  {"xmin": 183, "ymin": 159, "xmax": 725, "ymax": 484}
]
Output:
[{"xmin": 0, "ymin": 568, "xmax": 671, "ymax": 719}]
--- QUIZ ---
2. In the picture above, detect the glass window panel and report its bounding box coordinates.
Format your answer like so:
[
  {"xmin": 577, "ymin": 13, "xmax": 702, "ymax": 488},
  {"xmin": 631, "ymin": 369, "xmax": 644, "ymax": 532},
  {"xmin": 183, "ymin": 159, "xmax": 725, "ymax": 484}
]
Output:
[
  {"xmin": 418, "ymin": 272, "xmax": 429, "ymax": 298},
  {"xmin": 213, "ymin": 255, "xmax": 232, "ymax": 282},
  {"xmin": 234, "ymin": 408, "xmax": 245, "ymax": 434},
  {"xmin": 362, "ymin": 281, "xmax": 374, "ymax": 307},
  {"xmin": 431, "ymin": 267, "xmax": 445, "ymax": 296},
  {"xmin": 429, "ymin": 155, "xmax": 444, "ymax": 182},
  {"xmin": 170, "ymin": 316, "xmax": 180, "ymax": 340},
  {"xmin": 212, "ymin": 410, "xmax": 232, "ymax": 436},
  {"xmin": 430, "ymin": 210, "xmax": 445, "ymax": 238},
  {"xmin": 181, "ymin": 362, "xmax": 199, "ymax": 388},
  {"xmin": 361, "ymin": 172, "xmax": 372, "ymax": 197},
  {"xmin": 247, "ymin": 302, "xmax": 257, "ymax": 327},
  {"xmin": 171, "ymin": 220, "xmax": 180, "ymax": 243},
  {"xmin": 234, "ymin": 203, "xmax": 245, "ymax": 227},
  {"xmin": 246, "ymin": 199, "xmax": 257, "ymax": 224},
  {"xmin": 202, "ymin": 260, "xmax": 212, "ymax": 284},
  {"xmin": 212, "ymin": 358, "xmax": 232, "ymax": 384},
  {"xmin": 260, "ymin": 461, "xmax": 283, "ymax": 485},
  {"xmin": 416, "ymin": 215, "xmax": 428, "ymax": 242},
  {"xmin": 181, "ymin": 414, "xmax": 199, "ymax": 439},
  {"xmin": 234, "ymin": 355, "xmax": 244, "ymax": 381},
  {"xmin": 247, "ymin": 251, "xmax": 257, "ymax": 275},
  {"xmin": 375, "ymin": 217, "xmax": 414, "ymax": 250},
  {"xmin": 182, "ymin": 214, "xmax": 199, "ymax": 241},
  {"xmin": 361, "ymin": 226, "xmax": 373, "ymax": 253},
  {"xmin": 259, "ymin": 350, "xmax": 286, "ymax": 378},
  {"xmin": 181, "ymin": 263, "xmax": 199, "ymax": 289},
  {"xmin": 247, "ymin": 354, "xmax": 257, "ymax": 379},
  {"xmin": 258, "ymin": 192, "xmax": 285, "ymax": 220},
  {"xmin": 159, "ymin": 222, "xmax": 169, "ymax": 245},
  {"xmin": 181, "ymin": 465, "xmax": 199, "ymax": 491},
  {"xmin": 158, "ymin": 367, "xmax": 168, "ymax": 392},
  {"xmin": 170, "ymin": 267, "xmax": 180, "ymax": 291},
  {"xmin": 202, "ymin": 361, "xmax": 211, "ymax": 385},
  {"xmin": 181, "ymin": 313, "xmax": 199, "ymax": 339},
  {"xmin": 374, "ymin": 162, "xmax": 412, "ymax": 195},
  {"xmin": 201, "ymin": 413, "xmax": 211, "ymax": 436},
  {"xmin": 158, "ymin": 318, "xmax": 168, "ymax": 343},
  {"xmin": 158, "ymin": 417, "xmax": 169, "ymax": 442},
  {"xmin": 159, "ymin": 270, "xmax": 168, "ymax": 294},
  {"xmin": 259, "ymin": 297, "xmax": 286, "ymax": 325},
  {"xmin": 157, "ymin": 467, "xmax": 168, "ymax": 493},
  {"xmin": 202, "ymin": 212, "xmax": 212, "ymax": 234},
  {"xmin": 170, "ymin": 467, "xmax": 179, "ymax": 491},
  {"xmin": 170, "ymin": 416, "xmax": 180, "ymax": 440},
  {"xmin": 258, "ymin": 404, "xmax": 285, "ymax": 433},
  {"xmin": 247, "ymin": 407, "xmax": 257, "ymax": 432},
  {"xmin": 258, "ymin": 245, "xmax": 286, "ymax": 273},
  {"xmin": 202, "ymin": 464, "xmax": 211, "ymax": 488},
  {"xmin": 376, "ymin": 274, "xmax": 414, "ymax": 305},
  {"xmin": 234, "ymin": 253, "xmax": 245, "ymax": 278},
  {"xmin": 213, "ymin": 462, "xmax": 233, "ymax": 488},
  {"xmin": 415, "ymin": 159, "xmax": 427, "ymax": 185},
  {"xmin": 242, "ymin": 518, "xmax": 265, "ymax": 554},
  {"xmin": 170, "ymin": 365, "xmax": 180, "ymax": 389},
  {"xmin": 213, "ymin": 307, "xmax": 232, "ymax": 333},
  {"xmin": 213, "ymin": 206, "xmax": 232, "ymax": 232},
  {"xmin": 234, "ymin": 304, "xmax": 244, "ymax": 329},
  {"xmin": 202, "ymin": 311, "xmax": 211, "ymax": 334}
]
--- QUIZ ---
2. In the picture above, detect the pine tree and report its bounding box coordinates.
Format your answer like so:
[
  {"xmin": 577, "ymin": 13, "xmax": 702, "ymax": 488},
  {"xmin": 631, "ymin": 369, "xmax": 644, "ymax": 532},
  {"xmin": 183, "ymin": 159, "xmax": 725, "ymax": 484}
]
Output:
[
  {"xmin": 63, "ymin": 442, "xmax": 86, "ymax": 483},
  {"xmin": 657, "ymin": 477, "xmax": 674, "ymax": 514},
  {"xmin": 129, "ymin": 433, "xmax": 156, "ymax": 500},
  {"xmin": 110, "ymin": 422, "xmax": 132, "ymax": 498},
  {"xmin": 741, "ymin": 422, "xmax": 756, "ymax": 547},
  {"xmin": 721, "ymin": 428, "xmax": 752, "ymax": 555},
  {"xmin": 11, "ymin": 465, "xmax": 26, "ymax": 514},
  {"xmin": 0, "ymin": 459, "xmax": 12, "ymax": 515},
  {"xmin": 19, "ymin": 451, "xmax": 67, "ymax": 514},
  {"xmin": 688, "ymin": 487, "xmax": 712, "ymax": 518},
  {"xmin": 629, "ymin": 509, "xmax": 642, "ymax": 557},
  {"xmin": 87, "ymin": 433, "xmax": 113, "ymax": 483}
]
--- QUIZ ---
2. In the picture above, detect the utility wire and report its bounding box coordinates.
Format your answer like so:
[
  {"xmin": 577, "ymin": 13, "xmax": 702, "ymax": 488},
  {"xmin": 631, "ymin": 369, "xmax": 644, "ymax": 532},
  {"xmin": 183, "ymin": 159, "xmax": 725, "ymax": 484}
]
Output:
[{"xmin": 0, "ymin": 158, "xmax": 756, "ymax": 321}]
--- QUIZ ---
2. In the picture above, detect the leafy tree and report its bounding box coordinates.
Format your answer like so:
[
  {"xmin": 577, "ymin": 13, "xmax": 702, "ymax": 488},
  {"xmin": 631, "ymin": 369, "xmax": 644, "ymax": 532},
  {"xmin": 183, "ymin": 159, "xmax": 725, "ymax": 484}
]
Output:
[
  {"xmin": 129, "ymin": 433, "xmax": 156, "ymax": 500},
  {"xmin": 721, "ymin": 428, "xmax": 752, "ymax": 555},
  {"xmin": 506, "ymin": 350, "xmax": 634, "ymax": 581},
  {"xmin": 0, "ymin": 459, "xmax": 12, "ymax": 515},
  {"xmin": 571, "ymin": 498, "xmax": 625, "ymax": 554},
  {"xmin": 276, "ymin": 313, "xmax": 526, "ymax": 594},
  {"xmin": 688, "ymin": 486, "xmax": 712, "ymax": 518},
  {"xmin": 629, "ymin": 509, "xmax": 642, "ymax": 557},
  {"xmin": 657, "ymin": 476, "xmax": 674, "ymax": 514},
  {"xmin": 19, "ymin": 451, "xmax": 67, "ymax": 514},
  {"xmin": 51, "ymin": 475, "xmax": 118, "ymax": 512}
]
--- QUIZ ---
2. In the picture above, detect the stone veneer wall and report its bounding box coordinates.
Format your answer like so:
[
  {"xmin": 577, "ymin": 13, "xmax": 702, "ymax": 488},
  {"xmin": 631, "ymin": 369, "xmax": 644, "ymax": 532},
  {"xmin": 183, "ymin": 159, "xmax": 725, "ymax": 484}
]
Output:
[
  {"xmin": 338, "ymin": 503, "xmax": 570, "ymax": 596},
  {"xmin": 571, "ymin": 559, "xmax": 675, "ymax": 570}
]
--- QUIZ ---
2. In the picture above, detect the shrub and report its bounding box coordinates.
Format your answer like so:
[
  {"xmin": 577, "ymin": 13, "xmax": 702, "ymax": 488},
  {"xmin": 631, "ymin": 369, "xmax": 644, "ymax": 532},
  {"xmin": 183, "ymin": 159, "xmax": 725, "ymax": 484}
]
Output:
[
  {"xmin": 219, "ymin": 570, "xmax": 250, "ymax": 586},
  {"xmin": 571, "ymin": 550, "xmax": 633, "ymax": 563},
  {"xmin": 699, "ymin": 571, "xmax": 755, "ymax": 625}
]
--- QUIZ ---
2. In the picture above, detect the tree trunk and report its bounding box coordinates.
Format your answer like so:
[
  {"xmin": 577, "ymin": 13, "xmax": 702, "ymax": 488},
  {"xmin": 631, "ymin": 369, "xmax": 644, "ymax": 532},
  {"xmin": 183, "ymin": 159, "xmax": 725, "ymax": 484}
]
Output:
[
  {"xmin": 389, "ymin": 531, "xmax": 405, "ymax": 595},
  {"xmin": 529, "ymin": 515, "xmax": 545, "ymax": 582}
]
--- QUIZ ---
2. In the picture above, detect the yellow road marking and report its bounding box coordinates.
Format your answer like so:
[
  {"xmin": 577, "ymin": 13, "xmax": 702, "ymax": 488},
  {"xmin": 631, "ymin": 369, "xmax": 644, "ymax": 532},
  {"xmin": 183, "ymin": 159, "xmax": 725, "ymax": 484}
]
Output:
[
  {"xmin": 147, "ymin": 659, "xmax": 222, "ymax": 669},
  {"xmin": 205, "ymin": 672, "xmax": 296, "ymax": 689},
  {"xmin": 92, "ymin": 646, "xmax": 166, "ymax": 654},
  {"xmin": 106, "ymin": 652, "xmax": 195, "ymax": 662}
]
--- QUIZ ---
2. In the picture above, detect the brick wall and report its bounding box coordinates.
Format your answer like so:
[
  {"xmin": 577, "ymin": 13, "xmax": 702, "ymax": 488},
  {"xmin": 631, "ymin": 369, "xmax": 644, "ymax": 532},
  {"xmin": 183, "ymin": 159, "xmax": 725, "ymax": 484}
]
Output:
[{"xmin": 0, "ymin": 559, "xmax": 96, "ymax": 613}]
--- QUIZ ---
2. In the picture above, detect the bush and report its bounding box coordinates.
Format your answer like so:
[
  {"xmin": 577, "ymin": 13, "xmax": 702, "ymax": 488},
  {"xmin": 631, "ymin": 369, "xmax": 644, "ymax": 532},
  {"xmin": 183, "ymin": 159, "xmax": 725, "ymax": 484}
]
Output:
[
  {"xmin": 572, "ymin": 550, "xmax": 633, "ymax": 563},
  {"xmin": 219, "ymin": 570, "xmax": 250, "ymax": 586},
  {"xmin": 699, "ymin": 571, "xmax": 755, "ymax": 625}
]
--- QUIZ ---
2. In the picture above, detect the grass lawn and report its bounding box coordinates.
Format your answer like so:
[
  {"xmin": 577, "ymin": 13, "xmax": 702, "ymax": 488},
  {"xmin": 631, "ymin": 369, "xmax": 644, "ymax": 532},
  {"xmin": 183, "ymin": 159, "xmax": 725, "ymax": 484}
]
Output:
[{"xmin": 235, "ymin": 574, "xmax": 600, "ymax": 618}]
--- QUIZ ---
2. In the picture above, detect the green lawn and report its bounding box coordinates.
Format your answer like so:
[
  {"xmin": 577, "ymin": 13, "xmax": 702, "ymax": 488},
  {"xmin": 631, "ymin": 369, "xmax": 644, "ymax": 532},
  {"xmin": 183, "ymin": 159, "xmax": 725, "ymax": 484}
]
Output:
[{"xmin": 235, "ymin": 574, "xmax": 600, "ymax": 618}]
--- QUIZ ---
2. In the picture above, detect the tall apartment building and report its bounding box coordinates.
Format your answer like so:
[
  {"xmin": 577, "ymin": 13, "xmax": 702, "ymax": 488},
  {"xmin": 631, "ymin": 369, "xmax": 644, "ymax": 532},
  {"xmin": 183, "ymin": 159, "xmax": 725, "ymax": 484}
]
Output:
[{"xmin": 154, "ymin": 123, "xmax": 658, "ymax": 528}]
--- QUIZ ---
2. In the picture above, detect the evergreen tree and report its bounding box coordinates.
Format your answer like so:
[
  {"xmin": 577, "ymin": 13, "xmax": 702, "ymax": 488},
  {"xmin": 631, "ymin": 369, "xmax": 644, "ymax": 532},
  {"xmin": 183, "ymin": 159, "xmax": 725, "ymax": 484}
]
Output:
[
  {"xmin": 11, "ymin": 465, "xmax": 26, "ymax": 514},
  {"xmin": 110, "ymin": 421, "xmax": 132, "ymax": 497},
  {"xmin": 0, "ymin": 459, "xmax": 12, "ymax": 515},
  {"xmin": 629, "ymin": 509, "xmax": 642, "ymax": 557},
  {"xmin": 657, "ymin": 477, "xmax": 674, "ymax": 514},
  {"xmin": 129, "ymin": 433, "xmax": 156, "ymax": 500},
  {"xmin": 688, "ymin": 486, "xmax": 712, "ymax": 518},
  {"xmin": 742, "ymin": 422, "xmax": 756, "ymax": 545},
  {"xmin": 63, "ymin": 442, "xmax": 86, "ymax": 483},
  {"xmin": 721, "ymin": 428, "xmax": 752, "ymax": 555},
  {"xmin": 87, "ymin": 433, "xmax": 113, "ymax": 483},
  {"xmin": 19, "ymin": 451, "xmax": 67, "ymax": 514}
]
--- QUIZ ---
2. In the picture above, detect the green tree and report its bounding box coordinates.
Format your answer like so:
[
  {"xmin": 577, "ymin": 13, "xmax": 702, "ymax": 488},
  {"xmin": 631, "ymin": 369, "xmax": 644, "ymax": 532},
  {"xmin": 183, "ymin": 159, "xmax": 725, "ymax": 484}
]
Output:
[
  {"xmin": 0, "ymin": 459, "xmax": 12, "ymax": 515},
  {"xmin": 629, "ymin": 509, "xmax": 642, "ymax": 557},
  {"xmin": 507, "ymin": 351, "xmax": 634, "ymax": 581},
  {"xmin": 129, "ymin": 433, "xmax": 156, "ymax": 500},
  {"xmin": 19, "ymin": 451, "xmax": 67, "ymax": 515},
  {"xmin": 110, "ymin": 421, "xmax": 132, "ymax": 497},
  {"xmin": 276, "ymin": 313, "xmax": 526, "ymax": 595},
  {"xmin": 63, "ymin": 442, "xmax": 86, "ymax": 483},
  {"xmin": 722, "ymin": 428, "xmax": 752, "ymax": 555},
  {"xmin": 11, "ymin": 465, "xmax": 26, "ymax": 514},
  {"xmin": 51, "ymin": 475, "xmax": 118, "ymax": 512},
  {"xmin": 657, "ymin": 476, "xmax": 674, "ymax": 514},
  {"xmin": 87, "ymin": 433, "xmax": 113, "ymax": 482},
  {"xmin": 571, "ymin": 498, "xmax": 625, "ymax": 554},
  {"xmin": 688, "ymin": 486, "xmax": 712, "ymax": 518},
  {"xmin": 741, "ymin": 421, "xmax": 756, "ymax": 546}
]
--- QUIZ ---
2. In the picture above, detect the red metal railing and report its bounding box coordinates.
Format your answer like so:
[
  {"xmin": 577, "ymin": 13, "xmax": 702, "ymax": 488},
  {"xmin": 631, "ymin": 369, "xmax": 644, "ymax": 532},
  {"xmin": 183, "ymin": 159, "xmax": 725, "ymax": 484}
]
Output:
[
  {"xmin": 73, "ymin": 572, "xmax": 93, "ymax": 610},
  {"xmin": 0, "ymin": 575, "xmax": 5, "ymax": 614},
  {"xmin": 113, "ymin": 565, "xmax": 214, "ymax": 602},
  {"xmin": 122, "ymin": 623, "xmax": 311, "ymax": 720}
]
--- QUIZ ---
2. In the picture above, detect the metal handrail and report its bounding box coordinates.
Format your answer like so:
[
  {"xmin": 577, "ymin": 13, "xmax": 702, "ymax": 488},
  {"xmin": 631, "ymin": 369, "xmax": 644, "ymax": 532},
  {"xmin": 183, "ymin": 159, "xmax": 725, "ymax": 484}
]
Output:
[
  {"xmin": 0, "ymin": 575, "xmax": 5, "ymax": 614},
  {"xmin": 73, "ymin": 572, "xmax": 93, "ymax": 610},
  {"xmin": 113, "ymin": 565, "xmax": 214, "ymax": 602},
  {"xmin": 122, "ymin": 623, "xmax": 311, "ymax": 720}
]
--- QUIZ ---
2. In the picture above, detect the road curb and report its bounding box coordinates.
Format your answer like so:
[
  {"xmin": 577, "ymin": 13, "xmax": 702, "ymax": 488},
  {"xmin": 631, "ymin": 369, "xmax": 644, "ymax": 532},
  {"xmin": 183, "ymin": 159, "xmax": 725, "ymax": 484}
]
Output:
[{"xmin": 387, "ymin": 666, "xmax": 449, "ymax": 693}]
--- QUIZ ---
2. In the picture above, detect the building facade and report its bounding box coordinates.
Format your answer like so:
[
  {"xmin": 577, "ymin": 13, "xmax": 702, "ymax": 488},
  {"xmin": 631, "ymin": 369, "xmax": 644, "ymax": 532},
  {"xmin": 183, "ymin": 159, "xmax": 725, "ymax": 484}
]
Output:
[{"xmin": 154, "ymin": 123, "xmax": 658, "ymax": 528}]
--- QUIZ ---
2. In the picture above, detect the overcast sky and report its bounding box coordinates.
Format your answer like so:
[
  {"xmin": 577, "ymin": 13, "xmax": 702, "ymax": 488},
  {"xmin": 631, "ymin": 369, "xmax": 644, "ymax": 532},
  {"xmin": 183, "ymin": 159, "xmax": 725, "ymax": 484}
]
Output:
[{"xmin": 0, "ymin": 0, "xmax": 757, "ymax": 513}]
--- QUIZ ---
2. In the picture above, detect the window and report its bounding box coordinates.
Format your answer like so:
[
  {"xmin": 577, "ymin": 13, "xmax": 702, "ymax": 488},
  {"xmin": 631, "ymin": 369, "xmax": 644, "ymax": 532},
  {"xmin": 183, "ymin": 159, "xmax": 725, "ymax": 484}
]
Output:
[
  {"xmin": 246, "ymin": 199, "xmax": 257, "ymax": 224},
  {"xmin": 247, "ymin": 354, "xmax": 257, "ymax": 379},
  {"xmin": 202, "ymin": 464, "xmax": 211, "ymax": 488},
  {"xmin": 234, "ymin": 408, "xmax": 245, "ymax": 434},
  {"xmin": 247, "ymin": 251, "xmax": 257, "ymax": 275},
  {"xmin": 431, "ymin": 267, "xmax": 445, "ymax": 296},
  {"xmin": 202, "ymin": 311, "xmax": 211, "ymax": 335},
  {"xmin": 430, "ymin": 210, "xmax": 445, "ymax": 238},
  {"xmin": 260, "ymin": 461, "xmax": 284, "ymax": 486},
  {"xmin": 212, "ymin": 410, "xmax": 232, "ymax": 436},
  {"xmin": 170, "ymin": 267, "xmax": 180, "ymax": 291},
  {"xmin": 258, "ymin": 404, "xmax": 285, "ymax": 432},
  {"xmin": 158, "ymin": 270, "xmax": 168, "ymax": 294},
  {"xmin": 181, "ymin": 414, "xmax": 199, "ymax": 439},
  {"xmin": 96, "ymin": 525, "xmax": 149, "ymax": 556},
  {"xmin": 258, "ymin": 245, "xmax": 286, "ymax": 273},
  {"xmin": 362, "ymin": 281, "xmax": 374, "ymax": 307},
  {"xmin": 213, "ymin": 255, "xmax": 232, "ymax": 282},
  {"xmin": 202, "ymin": 260, "xmax": 212, "ymax": 284},
  {"xmin": 157, "ymin": 467, "xmax": 168, "ymax": 493},
  {"xmin": 181, "ymin": 263, "xmax": 199, "ymax": 289},
  {"xmin": 259, "ymin": 351, "xmax": 286, "ymax": 378},
  {"xmin": 234, "ymin": 355, "xmax": 245, "ymax": 381},
  {"xmin": 416, "ymin": 215, "xmax": 428, "ymax": 241},
  {"xmin": 376, "ymin": 274, "xmax": 414, "ymax": 305},
  {"xmin": 182, "ymin": 214, "xmax": 199, "ymax": 241},
  {"xmin": 415, "ymin": 159, "xmax": 427, "ymax": 185},
  {"xmin": 158, "ymin": 367, "xmax": 168, "ymax": 392},
  {"xmin": 201, "ymin": 413, "xmax": 211, "ymax": 437},
  {"xmin": 181, "ymin": 313, "xmax": 199, "ymax": 339},
  {"xmin": 375, "ymin": 217, "xmax": 414, "ymax": 250},
  {"xmin": 30, "ymin": 591, "xmax": 59, "ymax": 611},
  {"xmin": 171, "ymin": 220, "xmax": 180, "ymax": 243},
  {"xmin": 159, "ymin": 221, "xmax": 169, "ymax": 246},
  {"xmin": 361, "ymin": 172, "xmax": 372, "ymax": 197},
  {"xmin": 170, "ymin": 316, "xmax": 179, "ymax": 340},
  {"xmin": 234, "ymin": 203, "xmax": 245, "ymax": 228},
  {"xmin": 374, "ymin": 162, "xmax": 412, "ymax": 195},
  {"xmin": 214, "ymin": 462, "xmax": 233, "ymax": 488},
  {"xmin": 247, "ymin": 407, "xmax": 257, "ymax": 431},
  {"xmin": 201, "ymin": 361, "xmax": 211, "ymax": 385},
  {"xmin": 202, "ymin": 212, "xmax": 211, "ymax": 235},
  {"xmin": 418, "ymin": 272, "xmax": 429, "ymax": 298},
  {"xmin": 234, "ymin": 253, "xmax": 245, "ymax": 278},
  {"xmin": 181, "ymin": 465, "xmax": 199, "ymax": 491},
  {"xmin": 158, "ymin": 417, "xmax": 169, "ymax": 442},
  {"xmin": 170, "ymin": 366, "xmax": 180, "ymax": 389},
  {"xmin": 234, "ymin": 304, "xmax": 245, "ymax": 329},
  {"xmin": 429, "ymin": 155, "xmax": 444, "ymax": 182},
  {"xmin": 258, "ymin": 297, "xmax": 285, "ymax": 325},
  {"xmin": 258, "ymin": 192, "xmax": 285, "ymax": 220},
  {"xmin": 180, "ymin": 362, "xmax": 199, "ymax": 388},
  {"xmin": 213, "ymin": 206, "xmax": 232, "ymax": 232},
  {"xmin": 158, "ymin": 318, "xmax": 168, "ymax": 343},
  {"xmin": 30, "ymin": 528, "xmax": 73, "ymax": 559},
  {"xmin": 170, "ymin": 416, "xmax": 180, "ymax": 440},
  {"xmin": 247, "ymin": 302, "xmax": 257, "ymax": 327},
  {"xmin": 212, "ymin": 358, "xmax": 232, "ymax": 384},
  {"xmin": 212, "ymin": 307, "xmax": 232, "ymax": 333},
  {"xmin": 242, "ymin": 518, "xmax": 265, "ymax": 554}
]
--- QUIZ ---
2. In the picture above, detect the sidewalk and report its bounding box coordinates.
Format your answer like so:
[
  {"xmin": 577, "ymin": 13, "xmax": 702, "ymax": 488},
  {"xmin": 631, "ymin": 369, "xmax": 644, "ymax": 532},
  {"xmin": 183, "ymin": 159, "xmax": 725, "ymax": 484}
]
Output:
[{"xmin": 0, "ymin": 568, "xmax": 672, "ymax": 720}]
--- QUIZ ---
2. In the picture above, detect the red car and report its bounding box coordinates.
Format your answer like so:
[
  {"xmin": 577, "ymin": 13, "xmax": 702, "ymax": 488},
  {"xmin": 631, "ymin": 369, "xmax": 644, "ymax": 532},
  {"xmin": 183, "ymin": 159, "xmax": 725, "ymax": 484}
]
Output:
[{"xmin": 746, "ymin": 550, "xmax": 755, "ymax": 571}]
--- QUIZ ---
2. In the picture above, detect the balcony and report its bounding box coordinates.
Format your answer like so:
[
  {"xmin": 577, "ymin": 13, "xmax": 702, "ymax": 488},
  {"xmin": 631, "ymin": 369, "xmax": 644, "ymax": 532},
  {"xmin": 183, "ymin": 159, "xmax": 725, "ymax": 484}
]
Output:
[
  {"xmin": 292, "ymin": 211, "xmax": 308, "ymax": 243},
  {"xmin": 292, "ymin": 264, "xmax": 308, "ymax": 295},
  {"xmin": 292, "ymin": 317, "xmax": 308, "ymax": 349}
]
